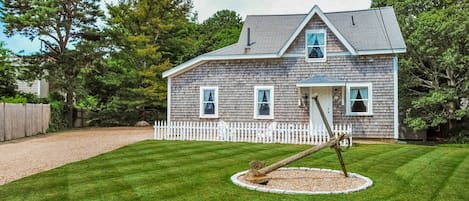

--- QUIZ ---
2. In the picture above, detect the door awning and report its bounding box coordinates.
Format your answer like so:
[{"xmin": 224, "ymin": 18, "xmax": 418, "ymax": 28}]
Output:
[{"xmin": 296, "ymin": 75, "xmax": 346, "ymax": 87}]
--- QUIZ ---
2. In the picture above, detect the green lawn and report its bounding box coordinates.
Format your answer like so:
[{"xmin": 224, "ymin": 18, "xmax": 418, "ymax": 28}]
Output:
[{"xmin": 1, "ymin": 141, "xmax": 468, "ymax": 201}]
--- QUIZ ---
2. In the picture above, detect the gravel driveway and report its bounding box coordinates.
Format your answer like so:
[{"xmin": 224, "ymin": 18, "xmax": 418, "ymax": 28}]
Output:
[{"xmin": 0, "ymin": 127, "xmax": 153, "ymax": 185}]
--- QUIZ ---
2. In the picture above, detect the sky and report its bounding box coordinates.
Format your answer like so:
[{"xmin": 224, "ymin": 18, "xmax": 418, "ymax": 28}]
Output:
[{"xmin": 0, "ymin": 0, "xmax": 371, "ymax": 55}]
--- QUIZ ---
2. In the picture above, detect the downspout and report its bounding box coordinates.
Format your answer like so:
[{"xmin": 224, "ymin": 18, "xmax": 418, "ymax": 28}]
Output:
[{"xmin": 393, "ymin": 56, "xmax": 399, "ymax": 139}]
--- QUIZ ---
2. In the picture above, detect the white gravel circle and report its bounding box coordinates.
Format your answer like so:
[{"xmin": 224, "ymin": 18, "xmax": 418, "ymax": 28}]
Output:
[{"xmin": 231, "ymin": 167, "xmax": 373, "ymax": 195}]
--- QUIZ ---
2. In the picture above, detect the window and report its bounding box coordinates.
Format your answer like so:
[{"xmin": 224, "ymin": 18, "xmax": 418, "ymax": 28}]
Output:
[
  {"xmin": 200, "ymin": 87, "xmax": 218, "ymax": 118},
  {"xmin": 305, "ymin": 29, "xmax": 327, "ymax": 62},
  {"xmin": 346, "ymin": 83, "xmax": 372, "ymax": 115},
  {"xmin": 254, "ymin": 86, "xmax": 274, "ymax": 119}
]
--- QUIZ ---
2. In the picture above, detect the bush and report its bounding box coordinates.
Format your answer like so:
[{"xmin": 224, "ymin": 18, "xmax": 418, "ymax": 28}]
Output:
[
  {"xmin": 0, "ymin": 93, "xmax": 48, "ymax": 104},
  {"xmin": 0, "ymin": 94, "xmax": 27, "ymax": 103},
  {"xmin": 47, "ymin": 93, "xmax": 68, "ymax": 132},
  {"xmin": 448, "ymin": 130, "xmax": 469, "ymax": 144}
]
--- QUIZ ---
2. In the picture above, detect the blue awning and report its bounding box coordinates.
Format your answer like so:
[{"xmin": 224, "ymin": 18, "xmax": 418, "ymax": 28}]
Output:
[{"xmin": 296, "ymin": 75, "xmax": 346, "ymax": 87}]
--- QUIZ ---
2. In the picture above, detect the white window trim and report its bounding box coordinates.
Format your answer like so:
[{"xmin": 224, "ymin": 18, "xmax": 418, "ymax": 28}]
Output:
[
  {"xmin": 305, "ymin": 29, "xmax": 327, "ymax": 62},
  {"xmin": 200, "ymin": 86, "xmax": 219, "ymax": 118},
  {"xmin": 346, "ymin": 83, "xmax": 373, "ymax": 116},
  {"xmin": 254, "ymin": 86, "xmax": 274, "ymax": 119}
]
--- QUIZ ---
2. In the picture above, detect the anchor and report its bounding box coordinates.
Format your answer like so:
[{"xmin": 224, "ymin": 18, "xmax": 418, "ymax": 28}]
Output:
[{"xmin": 245, "ymin": 94, "xmax": 351, "ymax": 184}]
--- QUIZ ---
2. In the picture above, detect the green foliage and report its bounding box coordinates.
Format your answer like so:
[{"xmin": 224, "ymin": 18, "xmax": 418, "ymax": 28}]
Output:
[
  {"xmin": 404, "ymin": 117, "xmax": 428, "ymax": 130},
  {"xmin": 48, "ymin": 99, "xmax": 68, "ymax": 132},
  {"xmin": 191, "ymin": 10, "xmax": 243, "ymax": 56},
  {"xmin": 0, "ymin": 94, "xmax": 27, "ymax": 103},
  {"xmin": 448, "ymin": 130, "xmax": 469, "ymax": 144},
  {"xmin": 373, "ymin": 0, "xmax": 469, "ymax": 132},
  {"xmin": 75, "ymin": 95, "xmax": 99, "ymax": 110},
  {"xmin": 455, "ymin": 108, "xmax": 469, "ymax": 120},
  {"xmin": 0, "ymin": 93, "xmax": 48, "ymax": 104},
  {"xmin": 0, "ymin": 42, "xmax": 17, "ymax": 97}
]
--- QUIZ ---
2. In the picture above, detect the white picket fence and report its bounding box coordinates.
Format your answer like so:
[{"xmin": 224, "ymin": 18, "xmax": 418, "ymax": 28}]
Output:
[{"xmin": 154, "ymin": 121, "xmax": 352, "ymax": 145}]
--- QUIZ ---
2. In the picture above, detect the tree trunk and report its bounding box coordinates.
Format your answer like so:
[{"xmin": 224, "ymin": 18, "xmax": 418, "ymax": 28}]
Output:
[
  {"xmin": 447, "ymin": 100, "xmax": 457, "ymax": 131},
  {"xmin": 66, "ymin": 88, "xmax": 74, "ymax": 127}
]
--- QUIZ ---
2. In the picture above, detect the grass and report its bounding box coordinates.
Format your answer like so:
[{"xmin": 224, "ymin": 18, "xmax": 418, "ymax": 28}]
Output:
[{"xmin": 0, "ymin": 141, "xmax": 468, "ymax": 201}]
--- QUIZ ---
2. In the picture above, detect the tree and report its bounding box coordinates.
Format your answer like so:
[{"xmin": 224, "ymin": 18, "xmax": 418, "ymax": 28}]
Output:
[
  {"xmin": 83, "ymin": 0, "xmax": 195, "ymax": 124},
  {"xmin": 1, "ymin": 0, "xmax": 104, "ymax": 125},
  {"xmin": 191, "ymin": 10, "xmax": 242, "ymax": 56},
  {"xmin": 372, "ymin": 0, "xmax": 469, "ymax": 134},
  {"xmin": 0, "ymin": 42, "xmax": 17, "ymax": 97}
]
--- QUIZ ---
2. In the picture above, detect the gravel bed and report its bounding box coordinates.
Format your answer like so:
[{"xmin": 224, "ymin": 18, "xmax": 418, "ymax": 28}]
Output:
[
  {"xmin": 0, "ymin": 127, "xmax": 153, "ymax": 185},
  {"xmin": 232, "ymin": 167, "xmax": 373, "ymax": 194}
]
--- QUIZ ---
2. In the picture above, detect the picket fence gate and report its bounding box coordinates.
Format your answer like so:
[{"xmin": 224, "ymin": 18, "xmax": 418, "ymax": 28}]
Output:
[{"xmin": 154, "ymin": 121, "xmax": 352, "ymax": 146}]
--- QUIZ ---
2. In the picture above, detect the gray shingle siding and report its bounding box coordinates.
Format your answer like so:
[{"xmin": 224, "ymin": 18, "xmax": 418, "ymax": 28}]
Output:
[{"xmin": 170, "ymin": 55, "xmax": 395, "ymax": 138}]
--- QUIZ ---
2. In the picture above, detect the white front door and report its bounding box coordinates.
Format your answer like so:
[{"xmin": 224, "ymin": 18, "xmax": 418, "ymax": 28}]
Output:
[{"xmin": 309, "ymin": 87, "xmax": 333, "ymax": 126}]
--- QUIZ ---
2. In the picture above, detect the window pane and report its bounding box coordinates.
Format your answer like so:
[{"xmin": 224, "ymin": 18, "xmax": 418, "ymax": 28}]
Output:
[
  {"xmin": 359, "ymin": 88, "xmax": 368, "ymax": 99},
  {"xmin": 351, "ymin": 87, "xmax": 368, "ymax": 100},
  {"xmin": 307, "ymin": 33, "xmax": 315, "ymax": 46},
  {"xmin": 204, "ymin": 89, "xmax": 215, "ymax": 101},
  {"xmin": 307, "ymin": 47, "xmax": 324, "ymax": 58},
  {"xmin": 258, "ymin": 103, "xmax": 270, "ymax": 115},
  {"xmin": 307, "ymin": 33, "xmax": 325, "ymax": 46},
  {"xmin": 258, "ymin": 89, "xmax": 270, "ymax": 103},
  {"xmin": 204, "ymin": 102, "xmax": 215, "ymax": 114},
  {"xmin": 315, "ymin": 33, "xmax": 325, "ymax": 45},
  {"xmin": 351, "ymin": 100, "xmax": 367, "ymax": 112}
]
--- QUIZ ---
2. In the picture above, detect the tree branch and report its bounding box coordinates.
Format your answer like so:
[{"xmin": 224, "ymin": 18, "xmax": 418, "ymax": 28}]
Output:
[{"xmin": 38, "ymin": 38, "xmax": 60, "ymax": 55}]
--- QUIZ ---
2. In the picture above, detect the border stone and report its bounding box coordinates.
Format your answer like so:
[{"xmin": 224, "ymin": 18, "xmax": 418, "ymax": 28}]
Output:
[{"xmin": 231, "ymin": 167, "xmax": 373, "ymax": 195}]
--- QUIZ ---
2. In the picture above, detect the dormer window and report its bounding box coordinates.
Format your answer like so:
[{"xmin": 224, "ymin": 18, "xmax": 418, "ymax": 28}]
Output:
[{"xmin": 305, "ymin": 29, "xmax": 326, "ymax": 62}]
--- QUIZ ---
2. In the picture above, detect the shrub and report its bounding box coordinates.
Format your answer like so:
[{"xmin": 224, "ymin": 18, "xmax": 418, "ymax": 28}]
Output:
[
  {"xmin": 0, "ymin": 94, "xmax": 27, "ymax": 103},
  {"xmin": 47, "ymin": 93, "xmax": 68, "ymax": 132},
  {"xmin": 448, "ymin": 129, "xmax": 469, "ymax": 144}
]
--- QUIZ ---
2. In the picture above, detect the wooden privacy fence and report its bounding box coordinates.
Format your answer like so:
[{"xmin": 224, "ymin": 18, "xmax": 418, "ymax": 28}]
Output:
[
  {"xmin": 0, "ymin": 103, "xmax": 51, "ymax": 142},
  {"xmin": 154, "ymin": 121, "xmax": 352, "ymax": 145}
]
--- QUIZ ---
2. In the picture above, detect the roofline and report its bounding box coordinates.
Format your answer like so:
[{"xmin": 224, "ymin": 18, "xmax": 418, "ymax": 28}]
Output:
[
  {"xmin": 296, "ymin": 83, "xmax": 345, "ymax": 87},
  {"xmin": 162, "ymin": 54, "xmax": 278, "ymax": 78},
  {"xmin": 246, "ymin": 14, "xmax": 306, "ymax": 17},
  {"xmin": 356, "ymin": 48, "xmax": 406, "ymax": 55},
  {"xmin": 277, "ymin": 5, "xmax": 357, "ymax": 56}
]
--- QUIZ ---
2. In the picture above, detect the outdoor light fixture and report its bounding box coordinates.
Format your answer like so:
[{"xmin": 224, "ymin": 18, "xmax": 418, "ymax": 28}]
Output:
[{"xmin": 300, "ymin": 92, "xmax": 309, "ymax": 110}]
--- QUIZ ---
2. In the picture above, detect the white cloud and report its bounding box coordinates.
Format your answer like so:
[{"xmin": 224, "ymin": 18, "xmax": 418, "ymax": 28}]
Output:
[{"xmin": 193, "ymin": 0, "xmax": 371, "ymax": 22}]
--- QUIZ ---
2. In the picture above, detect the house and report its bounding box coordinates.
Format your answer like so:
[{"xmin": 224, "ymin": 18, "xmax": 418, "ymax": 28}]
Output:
[
  {"xmin": 162, "ymin": 5, "xmax": 406, "ymax": 140},
  {"xmin": 9, "ymin": 55, "xmax": 49, "ymax": 98},
  {"xmin": 16, "ymin": 80, "xmax": 49, "ymax": 98}
]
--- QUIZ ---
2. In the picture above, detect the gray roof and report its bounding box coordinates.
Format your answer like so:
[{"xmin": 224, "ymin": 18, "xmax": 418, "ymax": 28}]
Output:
[
  {"xmin": 327, "ymin": 7, "xmax": 406, "ymax": 52},
  {"xmin": 205, "ymin": 6, "xmax": 406, "ymax": 56}
]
